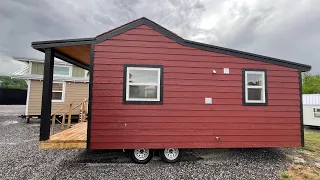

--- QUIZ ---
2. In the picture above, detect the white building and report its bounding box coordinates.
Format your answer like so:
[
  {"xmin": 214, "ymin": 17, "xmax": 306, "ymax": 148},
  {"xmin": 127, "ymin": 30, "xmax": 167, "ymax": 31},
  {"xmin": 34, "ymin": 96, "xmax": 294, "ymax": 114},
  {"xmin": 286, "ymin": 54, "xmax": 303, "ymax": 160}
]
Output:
[{"xmin": 303, "ymin": 94, "xmax": 320, "ymax": 127}]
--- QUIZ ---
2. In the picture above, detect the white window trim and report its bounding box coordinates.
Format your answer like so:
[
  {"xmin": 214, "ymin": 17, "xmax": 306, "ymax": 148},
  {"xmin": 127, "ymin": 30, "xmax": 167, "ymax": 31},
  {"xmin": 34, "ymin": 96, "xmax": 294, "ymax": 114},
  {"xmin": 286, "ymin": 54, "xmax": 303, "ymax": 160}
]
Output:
[
  {"xmin": 25, "ymin": 80, "xmax": 31, "ymax": 115},
  {"xmin": 54, "ymin": 65, "xmax": 72, "ymax": 77},
  {"xmin": 52, "ymin": 82, "xmax": 66, "ymax": 103},
  {"xmin": 84, "ymin": 70, "xmax": 89, "ymax": 78},
  {"xmin": 126, "ymin": 67, "xmax": 161, "ymax": 102},
  {"xmin": 312, "ymin": 107, "xmax": 320, "ymax": 119},
  {"xmin": 245, "ymin": 71, "xmax": 266, "ymax": 103}
]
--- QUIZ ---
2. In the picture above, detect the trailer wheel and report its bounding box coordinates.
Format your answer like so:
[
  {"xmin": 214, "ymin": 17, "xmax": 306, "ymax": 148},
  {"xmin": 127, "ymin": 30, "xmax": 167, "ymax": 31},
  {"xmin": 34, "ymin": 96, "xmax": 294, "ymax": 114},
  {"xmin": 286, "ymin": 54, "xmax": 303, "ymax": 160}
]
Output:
[
  {"xmin": 160, "ymin": 148, "xmax": 182, "ymax": 163},
  {"xmin": 130, "ymin": 148, "xmax": 153, "ymax": 164}
]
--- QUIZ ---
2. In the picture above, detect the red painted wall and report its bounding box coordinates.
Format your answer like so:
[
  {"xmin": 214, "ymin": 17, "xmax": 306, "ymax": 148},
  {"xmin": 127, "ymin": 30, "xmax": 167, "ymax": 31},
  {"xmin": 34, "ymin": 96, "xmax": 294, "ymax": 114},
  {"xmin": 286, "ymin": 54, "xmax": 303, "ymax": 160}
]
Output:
[{"xmin": 90, "ymin": 25, "xmax": 301, "ymax": 149}]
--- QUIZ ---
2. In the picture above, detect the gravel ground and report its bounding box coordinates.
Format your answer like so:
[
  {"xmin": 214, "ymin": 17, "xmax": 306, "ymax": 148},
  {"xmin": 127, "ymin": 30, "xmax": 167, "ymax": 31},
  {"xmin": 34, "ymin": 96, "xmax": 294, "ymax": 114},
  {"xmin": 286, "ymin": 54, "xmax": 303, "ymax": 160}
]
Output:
[
  {"xmin": 0, "ymin": 105, "xmax": 295, "ymax": 180},
  {"xmin": 0, "ymin": 105, "xmax": 25, "ymax": 116}
]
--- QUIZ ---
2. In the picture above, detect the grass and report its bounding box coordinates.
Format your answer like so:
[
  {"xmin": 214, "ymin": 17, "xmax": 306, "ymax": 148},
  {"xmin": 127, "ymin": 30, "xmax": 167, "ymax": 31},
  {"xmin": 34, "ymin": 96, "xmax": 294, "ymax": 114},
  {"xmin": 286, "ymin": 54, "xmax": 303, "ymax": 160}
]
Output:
[
  {"xmin": 303, "ymin": 131, "xmax": 320, "ymax": 157},
  {"xmin": 280, "ymin": 171, "xmax": 290, "ymax": 180},
  {"xmin": 281, "ymin": 130, "xmax": 320, "ymax": 180}
]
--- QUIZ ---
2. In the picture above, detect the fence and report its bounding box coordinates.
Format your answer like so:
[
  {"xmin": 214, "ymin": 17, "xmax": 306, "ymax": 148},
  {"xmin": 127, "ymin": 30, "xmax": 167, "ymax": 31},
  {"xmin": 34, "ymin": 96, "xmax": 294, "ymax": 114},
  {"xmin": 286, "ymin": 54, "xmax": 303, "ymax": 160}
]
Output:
[{"xmin": 0, "ymin": 88, "xmax": 27, "ymax": 105}]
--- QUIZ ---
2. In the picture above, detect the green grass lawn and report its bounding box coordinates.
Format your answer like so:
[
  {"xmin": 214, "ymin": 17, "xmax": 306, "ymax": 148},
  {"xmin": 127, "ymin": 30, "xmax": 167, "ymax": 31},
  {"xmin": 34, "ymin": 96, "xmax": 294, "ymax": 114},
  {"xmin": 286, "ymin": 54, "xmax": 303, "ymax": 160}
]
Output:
[
  {"xmin": 282, "ymin": 130, "xmax": 320, "ymax": 180},
  {"xmin": 302, "ymin": 131, "xmax": 320, "ymax": 157}
]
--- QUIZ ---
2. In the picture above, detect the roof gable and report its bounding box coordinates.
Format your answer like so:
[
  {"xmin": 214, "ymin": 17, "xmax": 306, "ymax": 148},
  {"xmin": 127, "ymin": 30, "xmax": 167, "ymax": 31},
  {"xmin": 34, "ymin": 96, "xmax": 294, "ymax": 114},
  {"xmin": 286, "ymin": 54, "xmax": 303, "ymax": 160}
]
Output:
[
  {"xmin": 32, "ymin": 17, "xmax": 311, "ymax": 72},
  {"xmin": 95, "ymin": 17, "xmax": 311, "ymax": 72}
]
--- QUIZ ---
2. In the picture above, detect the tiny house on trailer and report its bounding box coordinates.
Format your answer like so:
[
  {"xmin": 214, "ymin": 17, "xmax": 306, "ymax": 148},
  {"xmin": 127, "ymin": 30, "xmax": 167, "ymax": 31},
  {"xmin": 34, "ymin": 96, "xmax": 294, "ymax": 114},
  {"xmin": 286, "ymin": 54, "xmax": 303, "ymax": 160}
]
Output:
[
  {"xmin": 303, "ymin": 94, "xmax": 320, "ymax": 127},
  {"xmin": 32, "ymin": 17, "xmax": 311, "ymax": 164},
  {"xmin": 11, "ymin": 57, "xmax": 89, "ymax": 122}
]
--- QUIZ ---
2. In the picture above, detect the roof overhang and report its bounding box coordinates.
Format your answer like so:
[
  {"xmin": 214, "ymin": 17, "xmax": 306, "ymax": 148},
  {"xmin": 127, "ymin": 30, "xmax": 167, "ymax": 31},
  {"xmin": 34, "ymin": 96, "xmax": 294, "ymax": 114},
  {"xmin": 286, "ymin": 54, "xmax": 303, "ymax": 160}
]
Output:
[
  {"xmin": 11, "ymin": 74, "xmax": 89, "ymax": 83},
  {"xmin": 31, "ymin": 17, "xmax": 311, "ymax": 72},
  {"xmin": 32, "ymin": 38, "xmax": 95, "ymax": 70}
]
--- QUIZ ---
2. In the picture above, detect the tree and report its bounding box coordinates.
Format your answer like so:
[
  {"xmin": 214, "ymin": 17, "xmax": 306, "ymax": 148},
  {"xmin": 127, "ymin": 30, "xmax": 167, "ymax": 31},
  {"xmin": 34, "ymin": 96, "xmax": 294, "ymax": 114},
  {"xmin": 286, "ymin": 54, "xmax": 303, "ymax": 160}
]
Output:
[
  {"xmin": 302, "ymin": 73, "xmax": 320, "ymax": 94},
  {"xmin": 0, "ymin": 76, "xmax": 27, "ymax": 89}
]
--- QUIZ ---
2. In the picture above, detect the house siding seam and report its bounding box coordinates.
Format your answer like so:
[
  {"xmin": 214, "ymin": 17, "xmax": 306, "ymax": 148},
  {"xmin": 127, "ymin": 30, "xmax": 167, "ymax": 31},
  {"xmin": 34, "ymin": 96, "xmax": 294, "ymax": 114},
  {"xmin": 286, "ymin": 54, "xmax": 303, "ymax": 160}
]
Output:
[{"xmin": 90, "ymin": 25, "xmax": 301, "ymax": 149}]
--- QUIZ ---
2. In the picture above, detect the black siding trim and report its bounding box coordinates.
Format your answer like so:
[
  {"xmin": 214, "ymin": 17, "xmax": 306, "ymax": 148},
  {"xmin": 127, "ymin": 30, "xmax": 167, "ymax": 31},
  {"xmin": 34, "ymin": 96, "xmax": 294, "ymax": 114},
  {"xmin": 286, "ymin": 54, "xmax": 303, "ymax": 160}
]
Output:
[
  {"xmin": 299, "ymin": 71, "xmax": 305, "ymax": 147},
  {"xmin": 39, "ymin": 48, "xmax": 54, "ymax": 141},
  {"xmin": 122, "ymin": 64, "xmax": 164, "ymax": 105},
  {"xmin": 242, "ymin": 68, "xmax": 268, "ymax": 106},
  {"xmin": 86, "ymin": 44, "xmax": 95, "ymax": 151}
]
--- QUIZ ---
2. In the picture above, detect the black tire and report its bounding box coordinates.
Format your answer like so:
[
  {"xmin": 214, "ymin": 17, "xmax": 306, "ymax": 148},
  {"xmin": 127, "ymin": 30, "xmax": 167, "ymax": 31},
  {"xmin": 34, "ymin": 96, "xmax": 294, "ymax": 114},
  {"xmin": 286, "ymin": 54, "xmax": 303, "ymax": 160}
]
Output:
[
  {"xmin": 129, "ymin": 149, "xmax": 153, "ymax": 164},
  {"xmin": 160, "ymin": 148, "xmax": 182, "ymax": 163}
]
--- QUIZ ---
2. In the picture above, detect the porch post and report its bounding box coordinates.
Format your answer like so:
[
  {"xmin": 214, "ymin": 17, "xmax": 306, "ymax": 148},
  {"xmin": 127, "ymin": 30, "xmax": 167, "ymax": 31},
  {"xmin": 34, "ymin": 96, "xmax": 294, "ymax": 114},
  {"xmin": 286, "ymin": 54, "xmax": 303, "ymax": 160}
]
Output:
[
  {"xmin": 40, "ymin": 48, "xmax": 54, "ymax": 141},
  {"xmin": 86, "ymin": 44, "xmax": 95, "ymax": 150}
]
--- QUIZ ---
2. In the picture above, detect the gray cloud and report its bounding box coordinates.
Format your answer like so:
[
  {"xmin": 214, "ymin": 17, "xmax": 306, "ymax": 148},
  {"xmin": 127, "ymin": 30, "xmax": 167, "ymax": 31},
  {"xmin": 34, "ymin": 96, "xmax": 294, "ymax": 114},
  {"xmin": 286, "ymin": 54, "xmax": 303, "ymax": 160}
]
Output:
[{"xmin": 0, "ymin": 0, "xmax": 319, "ymax": 75}]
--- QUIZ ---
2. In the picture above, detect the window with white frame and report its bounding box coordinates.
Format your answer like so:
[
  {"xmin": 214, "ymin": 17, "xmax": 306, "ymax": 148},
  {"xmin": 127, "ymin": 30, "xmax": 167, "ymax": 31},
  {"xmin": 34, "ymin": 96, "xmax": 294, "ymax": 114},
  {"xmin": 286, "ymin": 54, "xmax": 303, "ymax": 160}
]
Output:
[
  {"xmin": 313, "ymin": 108, "xmax": 320, "ymax": 118},
  {"xmin": 123, "ymin": 65, "xmax": 163, "ymax": 104},
  {"xmin": 52, "ymin": 82, "xmax": 65, "ymax": 102},
  {"xmin": 243, "ymin": 69, "xmax": 267, "ymax": 105},
  {"xmin": 54, "ymin": 65, "xmax": 72, "ymax": 76}
]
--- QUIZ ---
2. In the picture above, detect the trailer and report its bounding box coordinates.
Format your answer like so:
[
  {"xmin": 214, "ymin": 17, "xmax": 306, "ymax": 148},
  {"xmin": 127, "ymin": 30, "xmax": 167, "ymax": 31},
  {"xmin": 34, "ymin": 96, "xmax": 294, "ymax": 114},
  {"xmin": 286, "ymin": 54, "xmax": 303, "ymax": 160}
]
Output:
[{"xmin": 32, "ymin": 17, "xmax": 311, "ymax": 164}]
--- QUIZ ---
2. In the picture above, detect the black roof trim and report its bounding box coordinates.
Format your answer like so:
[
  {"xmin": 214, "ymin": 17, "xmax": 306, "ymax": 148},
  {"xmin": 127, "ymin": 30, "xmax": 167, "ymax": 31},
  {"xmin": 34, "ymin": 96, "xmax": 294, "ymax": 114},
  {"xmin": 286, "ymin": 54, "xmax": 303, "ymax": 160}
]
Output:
[
  {"xmin": 32, "ymin": 37, "xmax": 95, "ymax": 49},
  {"xmin": 184, "ymin": 40, "xmax": 311, "ymax": 72},
  {"xmin": 95, "ymin": 17, "xmax": 311, "ymax": 72},
  {"xmin": 31, "ymin": 17, "xmax": 311, "ymax": 72},
  {"xmin": 95, "ymin": 17, "xmax": 184, "ymax": 44}
]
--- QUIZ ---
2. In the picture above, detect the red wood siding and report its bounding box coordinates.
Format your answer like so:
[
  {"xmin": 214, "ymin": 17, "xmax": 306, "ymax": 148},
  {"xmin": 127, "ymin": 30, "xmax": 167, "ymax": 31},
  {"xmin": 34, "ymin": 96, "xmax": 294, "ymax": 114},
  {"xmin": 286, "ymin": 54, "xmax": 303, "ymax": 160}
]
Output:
[{"xmin": 91, "ymin": 25, "xmax": 301, "ymax": 149}]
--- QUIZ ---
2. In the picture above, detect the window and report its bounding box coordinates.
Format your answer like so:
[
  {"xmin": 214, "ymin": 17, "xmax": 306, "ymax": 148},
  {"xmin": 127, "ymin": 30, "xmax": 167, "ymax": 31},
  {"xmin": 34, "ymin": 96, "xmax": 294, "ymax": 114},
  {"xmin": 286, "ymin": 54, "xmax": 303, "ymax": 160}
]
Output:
[
  {"xmin": 242, "ymin": 69, "xmax": 267, "ymax": 106},
  {"xmin": 123, "ymin": 65, "xmax": 163, "ymax": 104},
  {"xmin": 52, "ymin": 82, "xmax": 65, "ymax": 102},
  {"xmin": 54, "ymin": 65, "xmax": 72, "ymax": 76},
  {"xmin": 313, "ymin": 108, "xmax": 320, "ymax": 118}
]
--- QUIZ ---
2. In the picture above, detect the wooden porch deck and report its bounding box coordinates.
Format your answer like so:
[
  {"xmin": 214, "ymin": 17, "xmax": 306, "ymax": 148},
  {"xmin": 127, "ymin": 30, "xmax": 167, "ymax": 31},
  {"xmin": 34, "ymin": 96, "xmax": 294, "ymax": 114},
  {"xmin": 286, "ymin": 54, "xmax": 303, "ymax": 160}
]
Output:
[{"xmin": 39, "ymin": 122, "xmax": 87, "ymax": 149}]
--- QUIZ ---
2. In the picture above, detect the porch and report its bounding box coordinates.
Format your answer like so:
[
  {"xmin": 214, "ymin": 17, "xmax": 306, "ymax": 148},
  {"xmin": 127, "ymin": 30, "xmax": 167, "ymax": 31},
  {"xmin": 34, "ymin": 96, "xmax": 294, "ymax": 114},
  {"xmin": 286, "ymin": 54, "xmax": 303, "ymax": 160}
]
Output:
[
  {"xmin": 40, "ymin": 122, "xmax": 87, "ymax": 149},
  {"xmin": 32, "ymin": 37, "xmax": 94, "ymax": 150}
]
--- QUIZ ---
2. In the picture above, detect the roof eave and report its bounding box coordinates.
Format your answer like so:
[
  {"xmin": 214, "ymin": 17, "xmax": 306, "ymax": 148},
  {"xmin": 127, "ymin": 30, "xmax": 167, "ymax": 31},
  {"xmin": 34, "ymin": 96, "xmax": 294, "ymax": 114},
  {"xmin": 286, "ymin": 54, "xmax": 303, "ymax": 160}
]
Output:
[
  {"xmin": 184, "ymin": 40, "xmax": 311, "ymax": 72},
  {"xmin": 31, "ymin": 37, "xmax": 95, "ymax": 49},
  {"xmin": 11, "ymin": 74, "xmax": 89, "ymax": 83}
]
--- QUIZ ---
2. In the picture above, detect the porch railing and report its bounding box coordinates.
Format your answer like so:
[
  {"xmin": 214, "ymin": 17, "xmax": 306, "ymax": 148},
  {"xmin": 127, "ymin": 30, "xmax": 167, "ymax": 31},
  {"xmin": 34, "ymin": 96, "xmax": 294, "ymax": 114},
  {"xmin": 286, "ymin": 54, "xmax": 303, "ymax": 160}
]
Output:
[{"xmin": 50, "ymin": 98, "xmax": 88, "ymax": 135}]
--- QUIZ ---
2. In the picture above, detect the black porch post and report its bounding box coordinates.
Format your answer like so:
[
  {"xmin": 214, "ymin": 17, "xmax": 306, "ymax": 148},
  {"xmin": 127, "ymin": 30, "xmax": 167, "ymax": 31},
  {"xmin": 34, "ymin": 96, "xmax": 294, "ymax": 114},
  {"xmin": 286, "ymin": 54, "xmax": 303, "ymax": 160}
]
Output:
[{"xmin": 40, "ymin": 48, "xmax": 54, "ymax": 141}]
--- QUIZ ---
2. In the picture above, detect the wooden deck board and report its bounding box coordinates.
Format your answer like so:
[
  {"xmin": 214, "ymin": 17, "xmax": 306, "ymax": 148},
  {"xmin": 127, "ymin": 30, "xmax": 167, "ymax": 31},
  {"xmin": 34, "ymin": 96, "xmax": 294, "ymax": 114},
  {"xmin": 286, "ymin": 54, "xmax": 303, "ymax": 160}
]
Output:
[{"xmin": 40, "ymin": 122, "xmax": 87, "ymax": 149}]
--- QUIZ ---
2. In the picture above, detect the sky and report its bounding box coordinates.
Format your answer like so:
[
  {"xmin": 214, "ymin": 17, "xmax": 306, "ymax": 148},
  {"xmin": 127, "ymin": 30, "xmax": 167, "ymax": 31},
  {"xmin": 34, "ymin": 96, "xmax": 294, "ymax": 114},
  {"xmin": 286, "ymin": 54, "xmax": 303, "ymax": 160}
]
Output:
[{"xmin": 0, "ymin": 0, "xmax": 319, "ymax": 75}]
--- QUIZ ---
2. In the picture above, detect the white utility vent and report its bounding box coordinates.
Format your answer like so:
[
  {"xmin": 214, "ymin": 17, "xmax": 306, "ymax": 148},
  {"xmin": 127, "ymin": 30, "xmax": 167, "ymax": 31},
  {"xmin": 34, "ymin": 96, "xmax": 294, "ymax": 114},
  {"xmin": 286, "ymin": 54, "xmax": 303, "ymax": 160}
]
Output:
[
  {"xmin": 205, "ymin": 97, "xmax": 212, "ymax": 104},
  {"xmin": 224, "ymin": 68, "xmax": 230, "ymax": 74}
]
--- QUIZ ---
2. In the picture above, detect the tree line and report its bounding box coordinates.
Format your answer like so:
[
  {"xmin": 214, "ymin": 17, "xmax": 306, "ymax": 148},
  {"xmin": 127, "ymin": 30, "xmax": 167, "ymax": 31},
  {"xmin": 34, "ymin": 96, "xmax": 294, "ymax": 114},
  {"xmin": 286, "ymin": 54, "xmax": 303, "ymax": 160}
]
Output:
[
  {"xmin": 0, "ymin": 76, "xmax": 27, "ymax": 89},
  {"xmin": 302, "ymin": 73, "xmax": 320, "ymax": 94}
]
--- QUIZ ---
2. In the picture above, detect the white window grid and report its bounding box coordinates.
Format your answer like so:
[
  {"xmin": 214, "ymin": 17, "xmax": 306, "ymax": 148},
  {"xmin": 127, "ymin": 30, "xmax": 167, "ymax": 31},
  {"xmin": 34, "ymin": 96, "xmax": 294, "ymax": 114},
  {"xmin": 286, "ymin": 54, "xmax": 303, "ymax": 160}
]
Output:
[
  {"xmin": 313, "ymin": 107, "xmax": 320, "ymax": 119},
  {"xmin": 126, "ymin": 67, "xmax": 161, "ymax": 102},
  {"xmin": 52, "ymin": 82, "xmax": 66, "ymax": 102},
  {"xmin": 245, "ymin": 71, "xmax": 265, "ymax": 103},
  {"xmin": 53, "ymin": 65, "xmax": 72, "ymax": 77}
]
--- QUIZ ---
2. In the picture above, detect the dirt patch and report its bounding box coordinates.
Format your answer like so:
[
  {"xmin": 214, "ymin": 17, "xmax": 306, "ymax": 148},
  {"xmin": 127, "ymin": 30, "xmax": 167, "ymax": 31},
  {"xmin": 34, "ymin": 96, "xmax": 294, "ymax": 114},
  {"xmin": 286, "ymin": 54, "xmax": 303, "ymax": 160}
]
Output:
[{"xmin": 281, "ymin": 129, "xmax": 320, "ymax": 180}]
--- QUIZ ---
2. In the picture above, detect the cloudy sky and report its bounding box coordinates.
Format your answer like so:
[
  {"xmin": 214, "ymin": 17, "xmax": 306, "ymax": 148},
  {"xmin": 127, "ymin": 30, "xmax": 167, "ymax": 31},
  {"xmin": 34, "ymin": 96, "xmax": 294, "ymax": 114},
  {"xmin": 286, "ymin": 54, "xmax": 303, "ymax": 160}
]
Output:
[{"xmin": 0, "ymin": 0, "xmax": 319, "ymax": 75}]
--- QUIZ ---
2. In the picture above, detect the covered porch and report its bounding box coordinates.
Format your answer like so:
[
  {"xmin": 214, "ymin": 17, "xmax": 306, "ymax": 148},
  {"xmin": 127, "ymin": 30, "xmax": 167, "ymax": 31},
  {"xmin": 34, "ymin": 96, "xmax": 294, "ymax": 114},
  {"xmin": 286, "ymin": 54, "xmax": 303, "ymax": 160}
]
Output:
[{"xmin": 32, "ymin": 38, "xmax": 94, "ymax": 149}]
